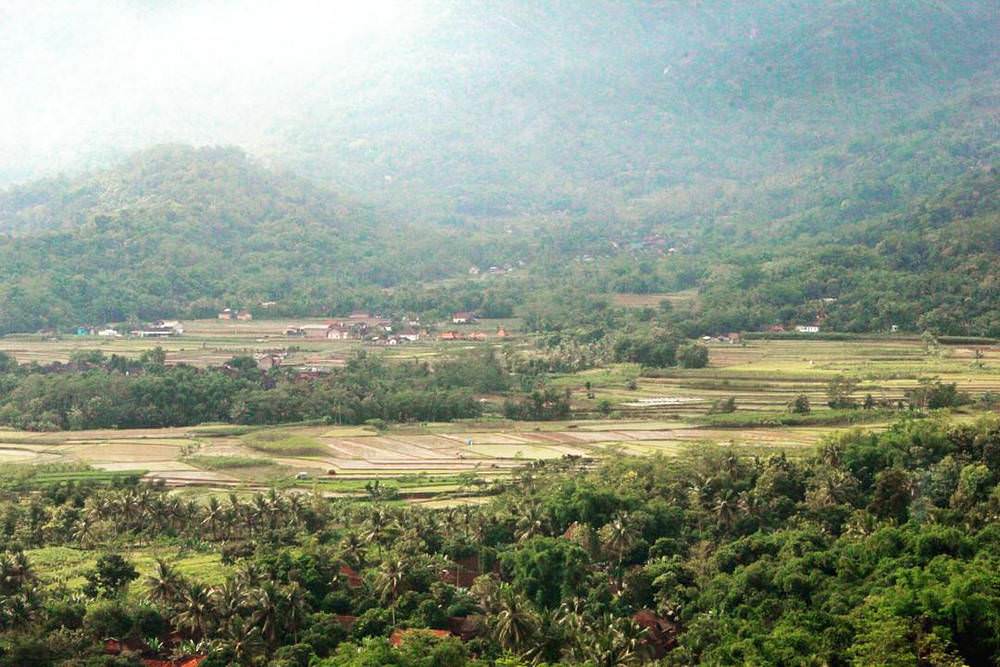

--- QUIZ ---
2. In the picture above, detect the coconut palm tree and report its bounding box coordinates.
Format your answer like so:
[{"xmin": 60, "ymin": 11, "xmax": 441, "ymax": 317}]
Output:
[
  {"xmin": 712, "ymin": 489, "xmax": 739, "ymax": 532},
  {"xmin": 737, "ymin": 490, "xmax": 764, "ymax": 522},
  {"xmin": 489, "ymin": 584, "xmax": 539, "ymax": 653},
  {"xmin": 686, "ymin": 473, "xmax": 716, "ymax": 511},
  {"xmin": 236, "ymin": 562, "xmax": 263, "ymax": 589},
  {"xmin": 210, "ymin": 578, "xmax": 247, "ymax": 624},
  {"xmin": 71, "ymin": 517, "xmax": 99, "ymax": 548},
  {"xmin": 174, "ymin": 582, "xmax": 214, "ymax": 640},
  {"xmin": 202, "ymin": 497, "xmax": 224, "ymax": 541},
  {"xmin": 0, "ymin": 551, "xmax": 36, "ymax": 596},
  {"xmin": 145, "ymin": 559, "xmax": 185, "ymax": 610},
  {"xmin": 286, "ymin": 493, "xmax": 305, "ymax": 529},
  {"xmin": 361, "ymin": 507, "xmax": 398, "ymax": 557},
  {"xmin": 570, "ymin": 614, "xmax": 647, "ymax": 666},
  {"xmin": 251, "ymin": 582, "xmax": 282, "ymax": 647},
  {"xmin": 337, "ymin": 531, "xmax": 366, "ymax": 569},
  {"xmin": 227, "ymin": 493, "xmax": 246, "ymax": 538},
  {"xmin": 0, "ymin": 586, "xmax": 42, "ymax": 630},
  {"xmin": 283, "ymin": 582, "xmax": 310, "ymax": 643},
  {"xmin": 599, "ymin": 512, "xmax": 641, "ymax": 571},
  {"xmin": 219, "ymin": 615, "xmax": 264, "ymax": 666},
  {"xmin": 514, "ymin": 501, "xmax": 550, "ymax": 542},
  {"xmin": 522, "ymin": 607, "xmax": 571, "ymax": 665},
  {"xmin": 264, "ymin": 489, "xmax": 285, "ymax": 531},
  {"xmin": 250, "ymin": 493, "xmax": 269, "ymax": 535},
  {"xmin": 374, "ymin": 557, "xmax": 410, "ymax": 626}
]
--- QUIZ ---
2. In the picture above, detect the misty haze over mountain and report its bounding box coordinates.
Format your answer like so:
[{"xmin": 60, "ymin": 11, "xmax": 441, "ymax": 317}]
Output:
[{"xmin": 4, "ymin": 1, "xmax": 996, "ymax": 217}]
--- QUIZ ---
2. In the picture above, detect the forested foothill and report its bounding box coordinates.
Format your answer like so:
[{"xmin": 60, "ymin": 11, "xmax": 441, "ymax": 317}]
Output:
[
  {"xmin": 0, "ymin": 417, "xmax": 997, "ymax": 665},
  {"xmin": 0, "ymin": 148, "xmax": 996, "ymax": 339}
]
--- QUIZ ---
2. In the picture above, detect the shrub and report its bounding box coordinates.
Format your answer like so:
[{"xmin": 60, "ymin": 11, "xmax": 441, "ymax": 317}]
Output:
[
  {"xmin": 678, "ymin": 343, "xmax": 709, "ymax": 369},
  {"xmin": 708, "ymin": 397, "xmax": 737, "ymax": 414},
  {"xmin": 788, "ymin": 394, "xmax": 811, "ymax": 414}
]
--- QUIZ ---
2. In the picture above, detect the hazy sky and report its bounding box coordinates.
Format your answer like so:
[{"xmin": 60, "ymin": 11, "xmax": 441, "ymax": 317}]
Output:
[{"xmin": 0, "ymin": 0, "xmax": 423, "ymax": 181}]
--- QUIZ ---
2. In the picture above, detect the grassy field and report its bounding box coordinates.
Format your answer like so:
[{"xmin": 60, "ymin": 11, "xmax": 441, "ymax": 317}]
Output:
[
  {"xmin": 609, "ymin": 290, "xmax": 698, "ymax": 308},
  {"xmin": 25, "ymin": 544, "xmax": 229, "ymax": 595},
  {"xmin": 242, "ymin": 432, "xmax": 330, "ymax": 457}
]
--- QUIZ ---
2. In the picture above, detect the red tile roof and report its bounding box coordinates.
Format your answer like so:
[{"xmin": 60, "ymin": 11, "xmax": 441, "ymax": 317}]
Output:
[
  {"xmin": 142, "ymin": 658, "xmax": 205, "ymax": 667},
  {"xmin": 446, "ymin": 616, "xmax": 482, "ymax": 641},
  {"xmin": 339, "ymin": 564, "xmax": 363, "ymax": 588},
  {"xmin": 632, "ymin": 609, "xmax": 678, "ymax": 659},
  {"xmin": 336, "ymin": 614, "xmax": 359, "ymax": 630},
  {"xmin": 439, "ymin": 557, "xmax": 482, "ymax": 588}
]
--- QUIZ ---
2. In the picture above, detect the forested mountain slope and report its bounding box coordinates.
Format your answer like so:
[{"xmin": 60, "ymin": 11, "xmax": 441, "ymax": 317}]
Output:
[
  {"xmin": 1, "ymin": 145, "xmax": 994, "ymax": 337},
  {"xmin": 690, "ymin": 169, "xmax": 1000, "ymax": 335},
  {"xmin": 0, "ymin": 146, "xmax": 526, "ymax": 333},
  {"xmin": 272, "ymin": 0, "xmax": 998, "ymax": 221}
]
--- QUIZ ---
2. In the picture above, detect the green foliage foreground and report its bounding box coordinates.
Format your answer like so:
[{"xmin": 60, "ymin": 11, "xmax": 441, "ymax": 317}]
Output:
[{"xmin": 0, "ymin": 416, "xmax": 997, "ymax": 665}]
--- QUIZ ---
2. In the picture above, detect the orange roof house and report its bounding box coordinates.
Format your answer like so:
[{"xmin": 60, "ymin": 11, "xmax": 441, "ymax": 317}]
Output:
[
  {"xmin": 446, "ymin": 616, "xmax": 483, "ymax": 641},
  {"xmin": 339, "ymin": 564, "xmax": 363, "ymax": 588},
  {"xmin": 632, "ymin": 609, "xmax": 679, "ymax": 658},
  {"xmin": 142, "ymin": 659, "xmax": 205, "ymax": 667}
]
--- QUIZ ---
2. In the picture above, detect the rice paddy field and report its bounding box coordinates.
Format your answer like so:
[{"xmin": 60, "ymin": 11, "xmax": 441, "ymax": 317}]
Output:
[
  {"xmin": 0, "ymin": 325, "xmax": 997, "ymax": 499},
  {"xmin": 0, "ymin": 419, "xmax": 854, "ymax": 496},
  {"xmin": 562, "ymin": 336, "xmax": 1000, "ymax": 420}
]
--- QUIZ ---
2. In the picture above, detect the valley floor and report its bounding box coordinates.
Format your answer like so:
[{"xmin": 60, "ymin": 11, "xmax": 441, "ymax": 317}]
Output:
[{"xmin": 0, "ymin": 331, "xmax": 996, "ymax": 503}]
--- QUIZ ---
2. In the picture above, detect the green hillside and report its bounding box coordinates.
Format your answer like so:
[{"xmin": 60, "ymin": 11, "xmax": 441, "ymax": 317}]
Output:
[{"xmin": 0, "ymin": 146, "xmax": 525, "ymax": 333}]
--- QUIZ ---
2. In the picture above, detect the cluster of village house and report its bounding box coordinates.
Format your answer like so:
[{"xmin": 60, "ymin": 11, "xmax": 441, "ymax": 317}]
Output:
[
  {"xmin": 68, "ymin": 321, "xmax": 184, "ymax": 338},
  {"xmin": 72, "ymin": 309, "xmax": 509, "ymax": 344},
  {"xmin": 217, "ymin": 308, "xmax": 253, "ymax": 321},
  {"xmin": 765, "ymin": 324, "xmax": 822, "ymax": 334},
  {"xmin": 468, "ymin": 264, "xmax": 517, "ymax": 276},
  {"xmin": 607, "ymin": 233, "xmax": 680, "ymax": 256},
  {"xmin": 71, "ymin": 320, "xmax": 186, "ymax": 338},
  {"xmin": 283, "ymin": 311, "xmax": 506, "ymax": 344},
  {"xmin": 283, "ymin": 311, "xmax": 414, "ymax": 344},
  {"xmin": 101, "ymin": 557, "xmax": 676, "ymax": 666},
  {"xmin": 701, "ymin": 332, "xmax": 743, "ymax": 344}
]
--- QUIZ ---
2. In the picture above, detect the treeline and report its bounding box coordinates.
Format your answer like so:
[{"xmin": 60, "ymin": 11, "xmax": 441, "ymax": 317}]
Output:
[
  {"xmin": 0, "ymin": 416, "xmax": 997, "ymax": 665},
  {"xmin": 0, "ymin": 349, "xmax": 509, "ymax": 431},
  {"xmin": 0, "ymin": 334, "xmax": 712, "ymax": 431}
]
